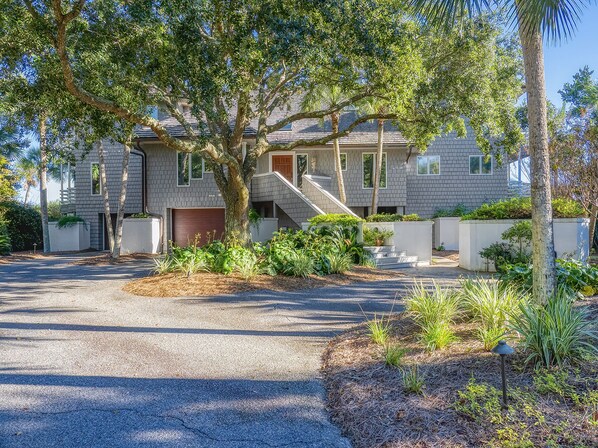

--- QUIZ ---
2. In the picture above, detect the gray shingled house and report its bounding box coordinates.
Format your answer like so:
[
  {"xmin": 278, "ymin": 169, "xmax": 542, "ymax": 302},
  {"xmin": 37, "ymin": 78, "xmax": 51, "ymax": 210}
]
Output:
[{"xmin": 60, "ymin": 108, "xmax": 510, "ymax": 251}]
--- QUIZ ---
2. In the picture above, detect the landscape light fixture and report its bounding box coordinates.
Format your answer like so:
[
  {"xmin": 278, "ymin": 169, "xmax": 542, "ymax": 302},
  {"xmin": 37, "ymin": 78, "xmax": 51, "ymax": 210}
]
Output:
[{"xmin": 491, "ymin": 340, "xmax": 514, "ymax": 410}]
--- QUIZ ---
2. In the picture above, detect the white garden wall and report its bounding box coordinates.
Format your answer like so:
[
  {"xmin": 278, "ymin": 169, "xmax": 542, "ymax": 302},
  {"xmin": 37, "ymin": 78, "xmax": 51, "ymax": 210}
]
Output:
[
  {"xmin": 48, "ymin": 222, "xmax": 90, "ymax": 252},
  {"xmin": 433, "ymin": 217, "xmax": 460, "ymax": 250},
  {"xmin": 364, "ymin": 221, "xmax": 433, "ymax": 264},
  {"xmin": 251, "ymin": 218, "xmax": 279, "ymax": 243},
  {"xmin": 459, "ymin": 218, "xmax": 590, "ymax": 271},
  {"xmin": 121, "ymin": 217, "xmax": 161, "ymax": 254}
]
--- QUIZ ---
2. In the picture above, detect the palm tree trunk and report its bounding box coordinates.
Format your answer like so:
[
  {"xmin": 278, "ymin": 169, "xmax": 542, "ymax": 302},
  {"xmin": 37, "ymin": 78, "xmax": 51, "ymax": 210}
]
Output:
[
  {"xmin": 23, "ymin": 184, "xmax": 31, "ymax": 206},
  {"xmin": 332, "ymin": 113, "xmax": 347, "ymax": 204},
  {"xmin": 39, "ymin": 115, "xmax": 50, "ymax": 253},
  {"xmin": 111, "ymin": 141, "xmax": 131, "ymax": 259},
  {"xmin": 371, "ymin": 119, "xmax": 384, "ymax": 214},
  {"xmin": 97, "ymin": 141, "xmax": 115, "ymax": 252},
  {"xmin": 517, "ymin": 18, "xmax": 556, "ymax": 303}
]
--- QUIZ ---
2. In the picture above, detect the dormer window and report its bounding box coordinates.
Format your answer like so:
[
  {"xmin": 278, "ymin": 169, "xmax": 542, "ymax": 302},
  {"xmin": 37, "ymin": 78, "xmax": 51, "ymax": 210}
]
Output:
[
  {"xmin": 146, "ymin": 106, "xmax": 159, "ymax": 119},
  {"xmin": 280, "ymin": 122, "xmax": 292, "ymax": 131}
]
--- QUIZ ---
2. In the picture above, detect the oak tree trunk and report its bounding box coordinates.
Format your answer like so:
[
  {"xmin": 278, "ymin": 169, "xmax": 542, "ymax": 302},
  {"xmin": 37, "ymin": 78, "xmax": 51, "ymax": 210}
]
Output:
[
  {"xmin": 371, "ymin": 119, "xmax": 384, "ymax": 214},
  {"xmin": 332, "ymin": 113, "xmax": 347, "ymax": 204},
  {"xmin": 220, "ymin": 168, "xmax": 251, "ymax": 247},
  {"xmin": 97, "ymin": 141, "xmax": 115, "ymax": 253},
  {"xmin": 518, "ymin": 18, "xmax": 556, "ymax": 303},
  {"xmin": 589, "ymin": 203, "xmax": 597, "ymax": 252},
  {"xmin": 111, "ymin": 141, "xmax": 131, "ymax": 259},
  {"xmin": 39, "ymin": 116, "xmax": 50, "ymax": 253}
]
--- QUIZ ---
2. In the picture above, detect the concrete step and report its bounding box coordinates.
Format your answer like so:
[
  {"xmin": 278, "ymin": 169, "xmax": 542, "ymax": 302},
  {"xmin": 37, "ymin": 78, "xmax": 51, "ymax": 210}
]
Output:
[
  {"xmin": 364, "ymin": 245, "xmax": 396, "ymax": 253},
  {"xmin": 371, "ymin": 251, "xmax": 407, "ymax": 259},
  {"xmin": 375, "ymin": 255, "xmax": 419, "ymax": 267}
]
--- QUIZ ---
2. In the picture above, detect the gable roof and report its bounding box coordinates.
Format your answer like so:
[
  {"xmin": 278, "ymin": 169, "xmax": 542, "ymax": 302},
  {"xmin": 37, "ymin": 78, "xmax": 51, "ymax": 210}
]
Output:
[{"xmin": 135, "ymin": 110, "xmax": 408, "ymax": 146}]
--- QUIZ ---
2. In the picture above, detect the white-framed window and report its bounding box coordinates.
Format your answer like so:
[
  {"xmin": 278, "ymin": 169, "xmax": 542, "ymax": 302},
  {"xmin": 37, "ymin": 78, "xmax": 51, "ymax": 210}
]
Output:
[
  {"xmin": 177, "ymin": 152, "xmax": 204, "ymax": 186},
  {"xmin": 91, "ymin": 163, "xmax": 101, "ymax": 195},
  {"xmin": 146, "ymin": 106, "xmax": 159, "ymax": 119},
  {"xmin": 469, "ymin": 155, "xmax": 492, "ymax": 175},
  {"xmin": 340, "ymin": 153, "xmax": 347, "ymax": 171},
  {"xmin": 417, "ymin": 155, "xmax": 440, "ymax": 175},
  {"xmin": 362, "ymin": 152, "xmax": 387, "ymax": 189}
]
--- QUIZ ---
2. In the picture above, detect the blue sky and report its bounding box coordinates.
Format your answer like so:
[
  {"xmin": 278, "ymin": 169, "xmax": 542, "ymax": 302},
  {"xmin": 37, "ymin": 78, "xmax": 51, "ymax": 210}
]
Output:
[{"xmin": 543, "ymin": 6, "xmax": 598, "ymax": 106}]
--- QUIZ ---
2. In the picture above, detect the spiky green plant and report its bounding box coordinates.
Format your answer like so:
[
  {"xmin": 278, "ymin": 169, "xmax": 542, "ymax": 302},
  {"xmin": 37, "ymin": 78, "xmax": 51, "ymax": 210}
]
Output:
[
  {"xmin": 420, "ymin": 322, "xmax": 457, "ymax": 351},
  {"xmin": 367, "ymin": 314, "xmax": 392, "ymax": 345},
  {"xmin": 153, "ymin": 257, "xmax": 173, "ymax": 275},
  {"xmin": 284, "ymin": 250, "xmax": 314, "ymax": 278},
  {"xmin": 510, "ymin": 288, "xmax": 598, "ymax": 367},
  {"xmin": 327, "ymin": 253, "xmax": 353, "ymax": 274},
  {"xmin": 402, "ymin": 366, "xmax": 425, "ymax": 394},
  {"xmin": 384, "ymin": 344, "xmax": 407, "ymax": 367},
  {"xmin": 234, "ymin": 257, "xmax": 262, "ymax": 281},
  {"xmin": 405, "ymin": 281, "xmax": 460, "ymax": 327}
]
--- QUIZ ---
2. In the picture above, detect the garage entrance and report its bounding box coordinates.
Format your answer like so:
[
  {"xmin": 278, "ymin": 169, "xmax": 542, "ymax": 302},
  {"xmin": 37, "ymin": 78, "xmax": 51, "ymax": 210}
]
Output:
[{"xmin": 172, "ymin": 208, "xmax": 225, "ymax": 247}]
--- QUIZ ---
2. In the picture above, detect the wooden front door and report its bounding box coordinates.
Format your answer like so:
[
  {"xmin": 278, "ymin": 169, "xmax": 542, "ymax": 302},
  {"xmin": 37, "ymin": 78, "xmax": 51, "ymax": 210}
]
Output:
[{"xmin": 271, "ymin": 155, "xmax": 293, "ymax": 183}]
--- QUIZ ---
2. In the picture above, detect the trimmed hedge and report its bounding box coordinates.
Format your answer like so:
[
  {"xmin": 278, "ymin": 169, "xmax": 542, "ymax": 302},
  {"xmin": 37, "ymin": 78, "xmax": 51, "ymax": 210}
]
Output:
[
  {"xmin": 461, "ymin": 197, "xmax": 585, "ymax": 221},
  {"xmin": 0, "ymin": 201, "xmax": 42, "ymax": 251},
  {"xmin": 432, "ymin": 204, "xmax": 468, "ymax": 218},
  {"xmin": 308, "ymin": 213, "xmax": 364, "ymax": 227},
  {"xmin": 365, "ymin": 213, "xmax": 422, "ymax": 222}
]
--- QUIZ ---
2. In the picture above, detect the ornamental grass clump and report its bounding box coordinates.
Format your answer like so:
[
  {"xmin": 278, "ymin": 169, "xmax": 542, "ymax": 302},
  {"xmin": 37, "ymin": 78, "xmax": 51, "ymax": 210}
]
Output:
[
  {"xmin": 460, "ymin": 278, "xmax": 526, "ymax": 350},
  {"xmin": 327, "ymin": 253, "xmax": 353, "ymax": 274},
  {"xmin": 510, "ymin": 288, "xmax": 598, "ymax": 368},
  {"xmin": 402, "ymin": 366, "xmax": 425, "ymax": 394},
  {"xmin": 284, "ymin": 250, "xmax": 314, "ymax": 278},
  {"xmin": 384, "ymin": 344, "xmax": 407, "ymax": 367},
  {"xmin": 367, "ymin": 313, "xmax": 392, "ymax": 345},
  {"xmin": 405, "ymin": 281, "xmax": 460, "ymax": 351}
]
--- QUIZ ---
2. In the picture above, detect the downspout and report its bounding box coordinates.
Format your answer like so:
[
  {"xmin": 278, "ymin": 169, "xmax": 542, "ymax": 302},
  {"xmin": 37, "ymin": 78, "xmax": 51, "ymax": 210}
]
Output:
[{"xmin": 133, "ymin": 140, "xmax": 147, "ymax": 213}]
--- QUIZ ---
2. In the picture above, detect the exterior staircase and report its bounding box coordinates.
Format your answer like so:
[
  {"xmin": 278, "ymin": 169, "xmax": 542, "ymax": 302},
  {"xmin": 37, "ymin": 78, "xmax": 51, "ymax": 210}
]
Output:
[{"xmin": 365, "ymin": 245, "xmax": 419, "ymax": 269}]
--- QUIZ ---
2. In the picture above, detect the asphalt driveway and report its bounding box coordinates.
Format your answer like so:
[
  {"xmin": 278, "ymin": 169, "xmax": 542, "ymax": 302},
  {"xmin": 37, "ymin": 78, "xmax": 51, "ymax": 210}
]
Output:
[{"xmin": 0, "ymin": 254, "xmax": 462, "ymax": 447}]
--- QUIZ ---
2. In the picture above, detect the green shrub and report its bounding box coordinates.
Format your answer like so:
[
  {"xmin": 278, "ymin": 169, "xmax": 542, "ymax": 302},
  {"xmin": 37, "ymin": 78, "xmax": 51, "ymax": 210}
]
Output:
[
  {"xmin": 402, "ymin": 366, "xmax": 425, "ymax": 394},
  {"xmin": 367, "ymin": 313, "xmax": 392, "ymax": 345},
  {"xmin": 500, "ymin": 259, "xmax": 598, "ymax": 296},
  {"xmin": 308, "ymin": 213, "xmax": 364, "ymax": 227},
  {"xmin": 0, "ymin": 220, "xmax": 11, "ymax": 255},
  {"xmin": 365, "ymin": 212, "xmax": 422, "ymax": 222},
  {"xmin": 480, "ymin": 221, "xmax": 533, "ymax": 270},
  {"xmin": 234, "ymin": 256, "xmax": 262, "ymax": 281},
  {"xmin": 363, "ymin": 226, "xmax": 393, "ymax": 246},
  {"xmin": 510, "ymin": 289, "xmax": 598, "ymax": 367},
  {"xmin": 0, "ymin": 201, "xmax": 42, "ymax": 251},
  {"xmin": 327, "ymin": 253, "xmax": 353, "ymax": 274},
  {"xmin": 384, "ymin": 344, "xmax": 407, "ymax": 367},
  {"xmin": 129, "ymin": 212, "xmax": 151, "ymax": 218},
  {"xmin": 56, "ymin": 215, "xmax": 86, "ymax": 229},
  {"xmin": 420, "ymin": 321, "xmax": 457, "ymax": 351},
  {"xmin": 406, "ymin": 282, "xmax": 460, "ymax": 351},
  {"xmin": 433, "ymin": 203, "xmax": 468, "ymax": 218},
  {"xmin": 283, "ymin": 250, "xmax": 314, "ymax": 277},
  {"xmin": 462, "ymin": 197, "xmax": 585, "ymax": 220},
  {"xmin": 459, "ymin": 279, "xmax": 526, "ymax": 350},
  {"xmin": 405, "ymin": 281, "xmax": 460, "ymax": 329}
]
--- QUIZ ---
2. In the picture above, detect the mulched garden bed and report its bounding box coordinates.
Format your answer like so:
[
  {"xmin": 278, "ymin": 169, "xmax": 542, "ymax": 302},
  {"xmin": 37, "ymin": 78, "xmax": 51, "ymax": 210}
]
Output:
[
  {"xmin": 123, "ymin": 266, "xmax": 402, "ymax": 297},
  {"xmin": 71, "ymin": 253, "xmax": 157, "ymax": 266},
  {"xmin": 432, "ymin": 250, "xmax": 459, "ymax": 262},
  {"xmin": 322, "ymin": 296, "xmax": 598, "ymax": 448},
  {"xmin": 0, "ymin": 252, "xmax": 47, "ymax": 264}
]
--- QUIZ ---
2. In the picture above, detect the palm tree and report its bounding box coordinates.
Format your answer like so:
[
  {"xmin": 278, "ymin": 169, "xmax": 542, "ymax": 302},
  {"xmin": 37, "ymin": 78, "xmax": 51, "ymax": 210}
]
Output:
[
  {"xmin": 16, "ymin": 149, "xmax": 39, "ymax": 205},
  {"xmin": 359, "ymin": 98, "xmax": 389, "ymax": 214},
  {"xmin": 410, "ymin": 0, "xmax": 593, "ymax": 303},
  {"xmin": 302, "ymin": 85, "xmax": 349, "ymax": 203}
]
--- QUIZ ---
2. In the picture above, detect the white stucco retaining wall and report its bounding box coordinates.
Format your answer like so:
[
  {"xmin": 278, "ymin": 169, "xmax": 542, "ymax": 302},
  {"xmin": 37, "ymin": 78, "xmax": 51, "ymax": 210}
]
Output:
[
  {"xmin": 433, "ymin": 217, "xmax": 460, "ymax": 250},
  {"xmin": 251, "ymin": 218, "xmax": 279, "ymax": 243},
  {"xmin": 48, "ymin": 222, "xmax": 90, "ymax": 252},
  {"xmin": 459, "ymin": 218, "xmax": 590, "ymax": 271},
  {"xmin": 364, "ymin": 221, "xmax": 433, "ymax": 264},
  {"xmin": 121, "ymin": 217, "xmax": 161, "ymax": 254}
]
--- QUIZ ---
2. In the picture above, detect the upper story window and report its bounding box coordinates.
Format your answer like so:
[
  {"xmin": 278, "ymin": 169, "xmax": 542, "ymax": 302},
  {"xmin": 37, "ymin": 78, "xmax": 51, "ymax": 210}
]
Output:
[
  {"xmin": 177, "ymin": 152, "xmax": 204, "ymax": 186},
  {"xmin": 362, "ymin": 153, "xmax": 387, "ymax": 189},
  {"xmin": 340, "ymin": 153, "xmax": 347, "ymax": 171},
  {"xmin": 470, "ymin": 155, "xmax": 492, "ymax": 175},
  {"xmin": 279, "ymin": 122, "xmax": 292, "ymax": 131},
  {"xmin": 91, "ymin": 163, "xmax": 101, "ymax": 195},
  {"xmin": 417, "ymin": 155, "xmax": 440, "ymax": 175}
]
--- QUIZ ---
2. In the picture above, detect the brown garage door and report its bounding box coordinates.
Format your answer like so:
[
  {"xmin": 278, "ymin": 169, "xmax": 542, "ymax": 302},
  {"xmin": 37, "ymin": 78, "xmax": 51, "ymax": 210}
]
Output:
[{"xmin": 172, "ymin": 208, "xmax": 225, "ymax": 247}]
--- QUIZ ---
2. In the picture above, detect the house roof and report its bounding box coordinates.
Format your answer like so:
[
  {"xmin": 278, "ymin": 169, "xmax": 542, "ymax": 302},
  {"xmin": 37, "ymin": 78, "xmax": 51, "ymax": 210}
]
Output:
[{"xmin": 135, "ymin": 110, "xmax": 408, "ymax": 146}]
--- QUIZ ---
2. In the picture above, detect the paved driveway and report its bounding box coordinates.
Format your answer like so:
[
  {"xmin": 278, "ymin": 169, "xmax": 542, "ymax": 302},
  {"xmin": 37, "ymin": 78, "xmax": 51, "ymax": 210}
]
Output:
[{"xmin": 0, "ymin": 255, "xmax": 462, "ymax": 447}]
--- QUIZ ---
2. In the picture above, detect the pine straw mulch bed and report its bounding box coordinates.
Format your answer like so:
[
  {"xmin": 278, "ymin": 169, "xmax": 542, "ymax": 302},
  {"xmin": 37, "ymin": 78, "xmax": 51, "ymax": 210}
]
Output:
[
  {"xmin": 432, "ymin": 250, "xmax": 459, "ymax": 262},
  {"xmin": 123, "ymin": 266, "xmax": 402, "ymax": 297},
  {"xmin": 0, "ymin": 252, "xmax": 47, "ymax": 264},
  {"xmin": 71, "ymin": 253, "xmax": 158, "ymax": 266},
  {"xmin": 322, "ymin": 296, "xmax": 598, "ymax": 448}
]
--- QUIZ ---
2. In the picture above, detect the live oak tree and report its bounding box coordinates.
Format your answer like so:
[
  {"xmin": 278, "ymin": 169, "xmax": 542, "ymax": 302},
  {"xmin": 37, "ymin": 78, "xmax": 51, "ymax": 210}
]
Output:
[{"xmin": 13, "ymin": 0, "xmax": 522, "ymax": 246}]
